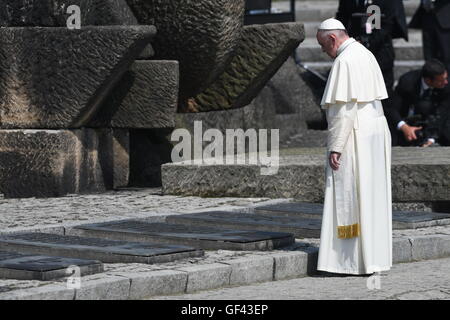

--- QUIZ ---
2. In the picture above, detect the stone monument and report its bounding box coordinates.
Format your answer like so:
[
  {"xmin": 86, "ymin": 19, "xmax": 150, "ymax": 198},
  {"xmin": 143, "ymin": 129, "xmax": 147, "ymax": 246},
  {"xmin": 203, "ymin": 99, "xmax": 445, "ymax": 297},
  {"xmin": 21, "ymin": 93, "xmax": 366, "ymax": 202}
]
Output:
[{"xmin": 0, "ymin": 0, "xmax": 305, "ymax": 198}]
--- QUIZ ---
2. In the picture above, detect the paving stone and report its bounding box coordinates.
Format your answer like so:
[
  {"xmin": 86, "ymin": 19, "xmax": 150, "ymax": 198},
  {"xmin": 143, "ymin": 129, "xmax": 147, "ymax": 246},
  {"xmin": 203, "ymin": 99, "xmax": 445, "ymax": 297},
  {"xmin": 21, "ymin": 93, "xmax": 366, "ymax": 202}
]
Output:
[
  {"xmin": 74, "ymin": 275, "xmax": 131, "ymax": 300},
  {"xmin": 0, "ymin": 251, "xmax": 103, "ymax": 281},
  {"xmin": 0, "ymin": 233, "xmax": 204, "ymax": 264},
  {"xmin": 392, "ymin": 238, "xmax": 412, "ymax": 264},
  {"xmin": 222, "ymin": 255, "xmax": 274, "ymax": 286},
  {"xmin": 176, "ymin": 263, "xmax": 231, "ymax": 294},
  {"xmin": 70, "ymin": 220, "xmax": 295, "ymax": 250},
  {"xmin": 0, "ymin": 283, "xmax": 75, "ymax": 300},
  {"xmin": 120, "ymin": 270, "xmax": 188, "ymax": 299},
  {"xmin": 0, "ymin": 26, "xmax": 156, "ymax": 129},
  {"xmin": 167, "ymin": 211, "xmax": 322, "ymax": 238},
  {"xmin": 88, "ymin": 60, "xmax": 179, "ymax": 129},
  {"xmin": 272, "ymin": 251, "xmax": 309, "ymax": 280},
  {"xmin": 410, "ymin": 235, "xmax": 450, "ymax": 261}
]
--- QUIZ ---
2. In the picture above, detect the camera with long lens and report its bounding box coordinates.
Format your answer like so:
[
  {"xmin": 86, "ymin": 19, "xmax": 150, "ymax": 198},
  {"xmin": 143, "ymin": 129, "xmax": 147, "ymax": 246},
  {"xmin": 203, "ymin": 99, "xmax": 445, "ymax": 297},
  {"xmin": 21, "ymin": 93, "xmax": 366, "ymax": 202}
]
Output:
[{"xmin": 405, "ymin": 114, "xmax": 428, "ymax": 146}]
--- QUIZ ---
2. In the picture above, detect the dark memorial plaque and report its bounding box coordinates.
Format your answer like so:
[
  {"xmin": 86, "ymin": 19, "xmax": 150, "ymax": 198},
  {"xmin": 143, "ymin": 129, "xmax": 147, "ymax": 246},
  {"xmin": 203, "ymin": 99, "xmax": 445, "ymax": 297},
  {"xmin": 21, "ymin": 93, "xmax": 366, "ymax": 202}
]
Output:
[
  {"xmin": 254, "ymin": 202, "xmax": 324, "ymax": 219},
  {"xmin": 392, "ymin": 211, "xmax": 450, "ymax": 229},
  {"xmin": 0, "ymin": 233, "xmax": 203, "ymax": 264},
  {"xmin": 253, "ymin": 202, "xmax": 450, "ymax": 229},
  {"xmin": 0, "ymin": 251, "xmax": 103, "ymax": 281},
  {"xmin": 72, "ymin": 220, "xmax": 295, "ymax": 250},
  {"xmin": 167, "ymin": 211, "xmax": 323, "ymax": 238}
]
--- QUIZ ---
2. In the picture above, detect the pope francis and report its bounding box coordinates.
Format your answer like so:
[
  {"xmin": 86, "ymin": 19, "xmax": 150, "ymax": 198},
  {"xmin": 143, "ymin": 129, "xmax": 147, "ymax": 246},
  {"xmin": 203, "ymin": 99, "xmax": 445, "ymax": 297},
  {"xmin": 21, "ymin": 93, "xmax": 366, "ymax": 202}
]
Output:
[{"xmin": 316, "ymin": 18, "xmax": 393, "ymax": 275}]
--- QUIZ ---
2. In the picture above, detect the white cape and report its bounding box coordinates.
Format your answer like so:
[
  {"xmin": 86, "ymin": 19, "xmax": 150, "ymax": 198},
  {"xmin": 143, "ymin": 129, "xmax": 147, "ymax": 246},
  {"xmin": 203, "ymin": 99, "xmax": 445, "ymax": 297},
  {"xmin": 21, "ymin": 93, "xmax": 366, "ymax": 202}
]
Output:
[{"xmin": 321, "ymin": 38, "xmax": 388, "ymax": 108}]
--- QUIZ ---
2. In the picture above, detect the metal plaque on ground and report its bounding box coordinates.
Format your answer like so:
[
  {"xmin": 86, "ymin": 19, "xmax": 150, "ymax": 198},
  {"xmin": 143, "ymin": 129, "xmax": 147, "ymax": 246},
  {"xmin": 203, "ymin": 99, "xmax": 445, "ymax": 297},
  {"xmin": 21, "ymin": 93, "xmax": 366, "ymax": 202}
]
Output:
[
  {"xmin": 0, "ymin": 233, "xmax": 204, "ymax": 264},
  {"xmin": 0, "ymin": 250, "xmax": 103, "ymax": 281},
  {"xmin": 166, "ymin": 211, "xmax": 322, "ymax": 238},
  {"xmin": 71, "ymin": 220, "xmax": 294, "ymax": 250},
  {"xmin": 254, "ymin": 202, "xmax": 450, "ymax": 229}
]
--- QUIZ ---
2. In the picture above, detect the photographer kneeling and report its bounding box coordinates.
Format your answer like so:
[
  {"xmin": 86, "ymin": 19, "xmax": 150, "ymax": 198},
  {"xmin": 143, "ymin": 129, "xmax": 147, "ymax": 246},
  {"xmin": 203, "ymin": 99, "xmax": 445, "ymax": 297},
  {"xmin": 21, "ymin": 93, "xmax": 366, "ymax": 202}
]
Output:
[{"xmin": 386, "ymin": 59, "xmax": 450, "ymax": 147}]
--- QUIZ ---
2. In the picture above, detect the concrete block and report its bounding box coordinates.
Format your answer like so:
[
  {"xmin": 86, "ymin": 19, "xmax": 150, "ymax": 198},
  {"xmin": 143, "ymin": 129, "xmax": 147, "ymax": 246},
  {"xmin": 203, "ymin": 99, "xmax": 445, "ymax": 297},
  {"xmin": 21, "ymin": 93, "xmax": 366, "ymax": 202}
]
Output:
[
  {"xmin": 222, "ymin": 255, "xmax": 274, "ymax": 286},
  {"xmin": 176, "ymin": 263, "xmax": 231, "ymax": 293},
  {"xmin": 0, "ymin": 284, "xmax": 75, "ymax": 300},
  {"xmin": 393, "ymin": 238, "xmax": 412, "ymax": 263},
  {"xmin": 272, "ymin": 251, "xmax": 309, "ymax": 280},
  {"xmin": 119, "ymin": 270, "xmax": 187, "ymax": 299},
  {"xmin": 75, "ymin": 275, "xmax": 130, "ymax": 300},
  {"xmin": 410, "ymin": 235, "xmax": 450, "ymax": 261}
]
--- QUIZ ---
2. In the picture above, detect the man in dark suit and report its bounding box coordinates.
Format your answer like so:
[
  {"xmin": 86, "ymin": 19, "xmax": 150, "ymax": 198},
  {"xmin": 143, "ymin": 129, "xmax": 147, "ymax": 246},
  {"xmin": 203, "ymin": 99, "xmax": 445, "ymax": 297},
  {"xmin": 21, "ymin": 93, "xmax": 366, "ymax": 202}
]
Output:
[
  {"xmin": 336, "ymin": 0, "xmax": 408, "ymax": 95},
  {"xmin": 386, "ymin": 59, "xmax": 450, "ymax": 147},
  {"xmin": 409, "ymin": 0, "xmax": 450, "ymax": 72}
]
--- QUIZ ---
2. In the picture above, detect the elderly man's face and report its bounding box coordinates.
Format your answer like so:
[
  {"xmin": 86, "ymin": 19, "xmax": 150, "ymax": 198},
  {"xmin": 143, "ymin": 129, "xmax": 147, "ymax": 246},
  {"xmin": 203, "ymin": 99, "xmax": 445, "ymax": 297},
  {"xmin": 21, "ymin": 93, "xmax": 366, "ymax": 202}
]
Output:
[{"xmin": 316, "ymin": 32, "xmax": 338, "ymax": 59}]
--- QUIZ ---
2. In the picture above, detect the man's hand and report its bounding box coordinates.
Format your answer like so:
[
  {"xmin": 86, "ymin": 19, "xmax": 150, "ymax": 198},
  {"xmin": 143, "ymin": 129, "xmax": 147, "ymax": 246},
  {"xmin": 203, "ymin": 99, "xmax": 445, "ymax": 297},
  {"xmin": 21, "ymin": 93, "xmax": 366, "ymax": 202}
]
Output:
[
  {"xmin": 421, "ymin": 140, "xmax": 434, "ymax": 147},
  {"xmin": 329, "ymin": 152, "xmax": 341, "ymax": 171},
  {"xmin": 400, "ymin": 124, "xmax": 423, "ymax": 142}
]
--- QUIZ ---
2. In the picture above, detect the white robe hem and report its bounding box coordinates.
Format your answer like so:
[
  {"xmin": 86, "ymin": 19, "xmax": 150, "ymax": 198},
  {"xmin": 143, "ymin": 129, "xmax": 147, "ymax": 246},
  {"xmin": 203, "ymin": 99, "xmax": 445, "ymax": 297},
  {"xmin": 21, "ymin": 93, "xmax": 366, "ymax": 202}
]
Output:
[{"xmin": 317, "ymin": 265, "xmax": 391, "ymax": 275}]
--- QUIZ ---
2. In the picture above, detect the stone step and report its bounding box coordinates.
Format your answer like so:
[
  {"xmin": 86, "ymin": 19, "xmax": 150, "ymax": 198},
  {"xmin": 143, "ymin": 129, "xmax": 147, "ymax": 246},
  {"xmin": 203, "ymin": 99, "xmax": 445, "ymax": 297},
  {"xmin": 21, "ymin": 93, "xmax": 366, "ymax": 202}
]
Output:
[
  {"xmin": 161, "ymin": 147, "xmax": 450, "ymax": 203},
  {"xmin": 166, "ymin": 211, "xmax": 322, "ymax": 238},
  {"xmin": 301, "ymin": 60, "xmax": 425, "ymax": 82},
  {"xmin": 0, "ymin": 251, "xmax": 103, "ymax": 281},
  {"xmin": 297, "ymin": 43, "xmax": 424, "ymax": 62},
  {"xmin": 254, "ymin": 202, "xmax": 450, "ymax": 229},
  {"xmin": 0, "ymin": 233, "xmax": 204, "ymax": 264},
  {"xmin": 69, "ymin": 220, "xmax": 295, "ymax": 251}
]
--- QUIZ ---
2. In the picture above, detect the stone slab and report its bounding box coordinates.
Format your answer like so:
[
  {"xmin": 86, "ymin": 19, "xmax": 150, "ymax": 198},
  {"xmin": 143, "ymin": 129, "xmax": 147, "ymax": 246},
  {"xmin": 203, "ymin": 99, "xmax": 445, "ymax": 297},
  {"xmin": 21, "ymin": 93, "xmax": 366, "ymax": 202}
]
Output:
[
  {"xmin": 88, "ymin": 60, "xmax": 179, "ymax": 129},
  {"xmin": 69, "ymin": 220, "xmax": 294, "ymax": 250},
  {"xmin": 121, "ymin": 270, "xmax": 188, "ymax": 299},
  {"xmin": 0, "ymin": 233, "xmax": 204, "ymax": 264},
  {"xmin": 166, "ymin": 211, "xmax": 322, "ymax": 238},
  {"xmin": 0, "ymin": 284, "xmax": 75, "ymax": 300},
  {"xmin": 162, "ymin": 147, "xmax": 450, "ymax": 202},
  {"xmin": 410, "ymin": 235, "xmax": 450, "ymax": 261},
  {"xmin": 254, "ymin": 202, "xmax": 450, "ymax": 229},
  {"xmin": 0, "ymin": 26, "xmax": 156, "ymax": 129},
  {"xmin": 127, "ymin": 0, "xmax": 244, "ymax": 100},
  {"xmin": 175, "ymin": 263, "xmax": 231, "ymax": 294},
  {"xmin": 0, "ymin": 129, "xmax": 129, "ymax": 198},
  {"xmin": 186, "ymin": 22, "xmax": 305, "ymax": 112},
  {"xmin": 74, "ymin": 275, "xmax": 131, "ymax": 300},
  {"xmin": 0, "ymin": 251, "xmax": 103, "ymax": 281},
  {"xmin": 393, "ymin": 238, "xmax": 413, "ymax": 264},
  {"xmin": 272, "ymin": 251, "xmax": 310, "ymax": 280},
  {"xmin": 222, "ymin": 255, "xmax": 274, "ymax": 286}
]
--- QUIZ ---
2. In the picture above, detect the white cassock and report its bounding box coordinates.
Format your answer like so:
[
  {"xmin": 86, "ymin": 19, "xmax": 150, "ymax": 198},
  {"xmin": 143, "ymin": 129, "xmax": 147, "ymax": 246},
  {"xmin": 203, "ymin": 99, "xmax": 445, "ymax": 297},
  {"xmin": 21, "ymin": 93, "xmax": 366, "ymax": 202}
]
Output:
[{"xmin": 317, "ymin": 38, "xmax": 393, "ymax": 275}]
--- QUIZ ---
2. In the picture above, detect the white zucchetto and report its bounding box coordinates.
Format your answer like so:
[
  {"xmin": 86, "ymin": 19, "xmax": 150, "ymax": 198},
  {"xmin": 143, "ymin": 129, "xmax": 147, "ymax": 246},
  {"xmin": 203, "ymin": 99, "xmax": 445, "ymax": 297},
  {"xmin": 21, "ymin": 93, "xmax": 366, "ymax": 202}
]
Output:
[{"xmin": 318, "ymin": 18, "xmax": 346, "ymax": 31}]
